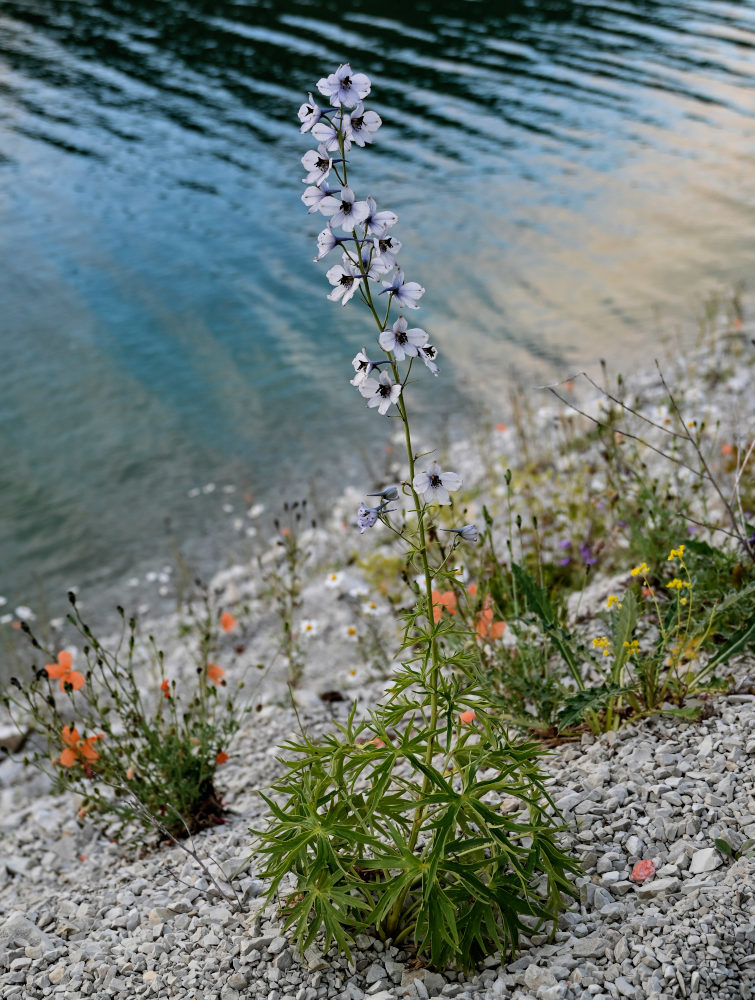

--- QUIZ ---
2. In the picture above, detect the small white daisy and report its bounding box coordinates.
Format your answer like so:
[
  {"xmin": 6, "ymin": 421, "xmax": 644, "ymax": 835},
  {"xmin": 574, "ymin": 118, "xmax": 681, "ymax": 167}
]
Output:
[
  {"xmin": 325, "ymin": 571, "xmax": 344, "ymax": 588},
  {"xmin": 300, "ymin": 619, "xmax": 319, "ymax": 637}
]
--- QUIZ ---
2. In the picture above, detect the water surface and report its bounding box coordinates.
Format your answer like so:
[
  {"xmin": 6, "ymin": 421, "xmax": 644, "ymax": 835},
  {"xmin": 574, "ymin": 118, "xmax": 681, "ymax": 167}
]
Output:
[{"xmin": 1, "ymin": 0, "xmax": 754, "ymax": 629}]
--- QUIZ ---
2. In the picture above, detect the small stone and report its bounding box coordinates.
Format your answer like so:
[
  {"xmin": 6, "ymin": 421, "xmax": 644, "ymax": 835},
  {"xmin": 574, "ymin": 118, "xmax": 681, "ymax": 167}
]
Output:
[
  {"xmin": 615, "ymin": 977, "xmax": 637, "ymax": 998},
  {"xmin": 365, "ymin": 963, "xmax": 387, "ymax": 984},
  {"xmin": 402, "ymin": 968, "xmax": 426, "ymax": 987},
  {"xmin": 384, "ymin": 957, "xmax": 404, "ymax": 983},
  {"xmin": 636, "ymin": 876, "xmax": 681, "ymax": 898},
  {"xmin": 600, "ymin": 902, "xmax": 626, "ymax": 921},
  {"xmin": 414, "ymin": 979, "xmax": 429, "ymax": 999},
  {"xmin": 614, "ymin": 938, "xmax": 629, "ymax": 963},
  {"xmin": 689, "ymin": 848, "xmax": 723, "ymax": 875},
  {"xmin": 267, "ymin": 936, "xmax": 287, "ymax": 955},
  {"xmin": 592, "ymin": 887, "xmax": 613, "ymax": 910},
  {"xmin": 524, "ymin": 965, "xmax": 557, "ymax": 989},
  {"xmin": 630, "ymin": 860, "xmax": 655, "ymax": 883},
  {"xmin": 697, "ymin": 735, "xmax": 713, "ymax": 756},
  {"xmin": 276, "ymin": 947, "xmax": 294, "ymax": 971},
  {"xmin": 303, "ymin": 944, "xmax": 329, "ymax": 972},
  {"xmin": 49, "ymin": 965, "xmax": 66, "ymax": 985},
  {"xmin": 573, "ymin": 937, "xmax": 606, "ymax": 959},
  {"xmin": 424, "ymin": 971, "xmax": 446, "ymax": 994},
  {"xmin": 625, "ymin": 836, "xmax": 644, "ymax": 858}
]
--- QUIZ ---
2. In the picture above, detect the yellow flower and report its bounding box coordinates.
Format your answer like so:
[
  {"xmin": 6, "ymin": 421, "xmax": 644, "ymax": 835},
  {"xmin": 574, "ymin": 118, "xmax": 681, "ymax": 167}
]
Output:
[
  {"xmin": 623, "ymin": 639, "xmax": 640, "ymax": 654},
  {"xmin": 592, "ymin": 635, "xmax": 611, "ymax": 656},
  {"xmin": 606, "ymin": 594, "xmax": 622, "ymax": 610},
  {"xmin": 630, "ymin": 562, "xmax": 650, "ymax": 577},
  {"xmin": 667, "ymin": 545, "xmax": 685, "ymax": 561}
]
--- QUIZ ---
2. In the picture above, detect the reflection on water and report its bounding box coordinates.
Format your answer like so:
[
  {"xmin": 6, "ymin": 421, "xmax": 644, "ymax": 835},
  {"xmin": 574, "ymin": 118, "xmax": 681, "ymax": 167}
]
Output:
[{"xmin": 0, "ymin": 0, "xmax": 754, "ymax": 623}]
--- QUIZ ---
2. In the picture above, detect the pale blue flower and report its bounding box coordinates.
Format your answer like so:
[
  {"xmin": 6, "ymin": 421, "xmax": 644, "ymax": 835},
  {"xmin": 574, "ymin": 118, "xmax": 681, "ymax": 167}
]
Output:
[
  {"xmin": 419, "ymin": 343, "xmax": 439, "ymax": 376},
  {"xmin": 413, "ymin": 461, "xmax": 461, "ymax": 506},
  {"xmin": 380, "ymin": 270, "xmax": 424, "ymax": 309},
  {"xmin": 326, "ymin": 259, "xmax": 362, "ymax": 305},
  {"xmin": 328, "ymin": 186, "xmax": 371, "ymax": 232},
  {"xmin": 298, "ymin": 93, "xmax": 325, "ymax": 133},
  {"xmin": 440, "ymin": 524, "xmax": 479, "ymax": 543},
  {"xmin": 379, "ymin": 316, "xmax": 428, "ymax": 360},
  {"xmin": 357, "ymin": 499, "xmax": 393, "ymax": 533},
  {"xmin": 364, "ymin": 197, "xmax": 398, "ymax": 237},
  {"xmin": 314, "ymin": 226, "xmax": 348, "ymax": 262},
  {"xmin": 367, "ymin": 486, "xmax": 399, "ymax": 501},
  {"xmin": 359, "ymin": 370, "xmax": 402, "ymax": 415},
  {"xmin": 342, "ymin": 102, "xmax": 381, "ymax": 147},
  {"xmin": 318, "ymin": 64, "xmax": 371, "ymax": 108},
  {"xmin": 302, "ymin": 182, "xmax": 341, "ymax": 215},
  {"xmin": 301, "ymin": 144, "xmax": 333, "ymax": 185},
  {"xmin": 372, "ymin": 234, "xmax": 401, "ymax": 269},
  {"xmin": 311, "ymin": 117, "xmax": 343, "ymax": 152}
]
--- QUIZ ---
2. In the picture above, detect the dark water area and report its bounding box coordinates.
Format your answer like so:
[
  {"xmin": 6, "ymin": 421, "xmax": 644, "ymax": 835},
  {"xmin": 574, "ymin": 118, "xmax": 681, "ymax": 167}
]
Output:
[{"xmin": 0, "ymin": 0, "xmax": 754, "ymax": 640}]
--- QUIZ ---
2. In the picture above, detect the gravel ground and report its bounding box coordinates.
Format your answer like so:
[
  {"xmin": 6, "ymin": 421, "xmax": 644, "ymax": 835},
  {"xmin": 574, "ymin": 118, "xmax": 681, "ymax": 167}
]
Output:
[
  {"xmin": 2, "ymin": 689, "xmax": 755, "ymax": 1000},
  {"xmin": 1, "ymin": 328, "xmax": 753, "ymax": 1000}
]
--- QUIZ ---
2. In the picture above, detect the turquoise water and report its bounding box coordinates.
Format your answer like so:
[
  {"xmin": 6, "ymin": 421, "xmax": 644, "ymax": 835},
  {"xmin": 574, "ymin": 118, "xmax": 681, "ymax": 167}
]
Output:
[{"xmin": 1, "ymin": 0, "xmax": 754, "ymax": 626}]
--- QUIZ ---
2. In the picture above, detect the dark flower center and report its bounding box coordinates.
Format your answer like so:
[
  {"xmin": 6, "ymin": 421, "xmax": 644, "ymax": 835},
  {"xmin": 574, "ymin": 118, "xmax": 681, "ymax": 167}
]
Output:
[
  {"xmin": 378, "ymin": 383, "xmax": 391, "ymax": 397},
  {"xmin": 430, "ymin": 474, "xmax": 442, "ymax": 488},
  {"xmin": 342, "ymin": 76, "xmax": 352, "ymax": 89},
  {"xmin": 351, "ymin": 115, "xmax": 364, "ymax": 130}
]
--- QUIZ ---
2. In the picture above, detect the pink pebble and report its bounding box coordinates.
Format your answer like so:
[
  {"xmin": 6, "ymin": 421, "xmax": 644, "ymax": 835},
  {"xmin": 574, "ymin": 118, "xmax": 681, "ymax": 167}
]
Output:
[{"xmin": 630, "ymin": 859, "xmax": 656, "ymax": 882}]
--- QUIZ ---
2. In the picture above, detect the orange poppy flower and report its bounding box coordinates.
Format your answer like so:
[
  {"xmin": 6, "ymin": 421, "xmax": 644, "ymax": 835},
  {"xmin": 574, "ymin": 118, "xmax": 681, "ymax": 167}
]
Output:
[
  {"xmin": 160, "ymin": 678, "xmax": 171, "ymax": 699},
  {"xmin": 495, "ymin": 423, "xmax": 508, "ymax": 432},
  {"xmin": 459, "ymin": 710, "xmax": 477, "ymax": 725},
  {"xmin": 59, "ymin": 726, "xmax": 102, "ymax": 768},
  {"xmin": 220, "ymin": 611, "xmax": 237, "ymax": 633},
  {"xmin": 466, "ymin": 583, "xmax": 478, "ymax": 598},
  {"xmin": 215, "ymin": 751, "xmax": 229, "ymax": 765},
  {"xmin": 45, "ymin": 651, "xmax": 85, "ymax": 691},
  {"xmin": 206, "ymin": 662, "xmax": 226, "ymax": 685},
  {"xmin": 431, "ymin": 589, "xmax": 457, "ymax": 623},
  {"xmin": 721, "ymin": 443, "xmax": 734, "ymax": 457},
  {"xmin": 475, "ymin": 601, "xmax": 506, "ymax": 641}
]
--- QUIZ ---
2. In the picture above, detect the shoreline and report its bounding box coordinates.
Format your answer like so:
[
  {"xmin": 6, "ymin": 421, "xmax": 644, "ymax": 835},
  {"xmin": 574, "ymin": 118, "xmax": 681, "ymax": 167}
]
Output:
[{"xmin": 1, "ymin": 319, "xmax": 754, "ymax": 999}]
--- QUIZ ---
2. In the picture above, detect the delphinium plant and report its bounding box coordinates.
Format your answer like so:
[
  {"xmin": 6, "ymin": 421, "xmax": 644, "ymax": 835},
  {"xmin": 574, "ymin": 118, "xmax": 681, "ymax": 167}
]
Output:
[
  {"xmin": 253, "ymin": 65, "xmax": 578, "ymax": 971},
  {"xmin": 3, "ymin": 589, "xmax": 242, "ymax": 844}
]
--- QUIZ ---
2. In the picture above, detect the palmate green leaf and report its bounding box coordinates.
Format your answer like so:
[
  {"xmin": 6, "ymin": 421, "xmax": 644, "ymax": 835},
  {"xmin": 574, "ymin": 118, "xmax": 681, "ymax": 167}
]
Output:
[
  {"xmin": 364, "ymin": 869, "xmax": 418, "ymax": 927},
  {"xmin": 416, "ymin": 882, "xmax": 460, "ymax": 968},
  {"xmin": 282, "ymin": 869, "xmax": 371, "ymax": 962},
  {"xmin": 425, "ymin": 803, "xmax": 461, "ymax": 889},
  {"xmin": 557, "ymin": 682, "xmax": 633, "ymax": 732}
]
